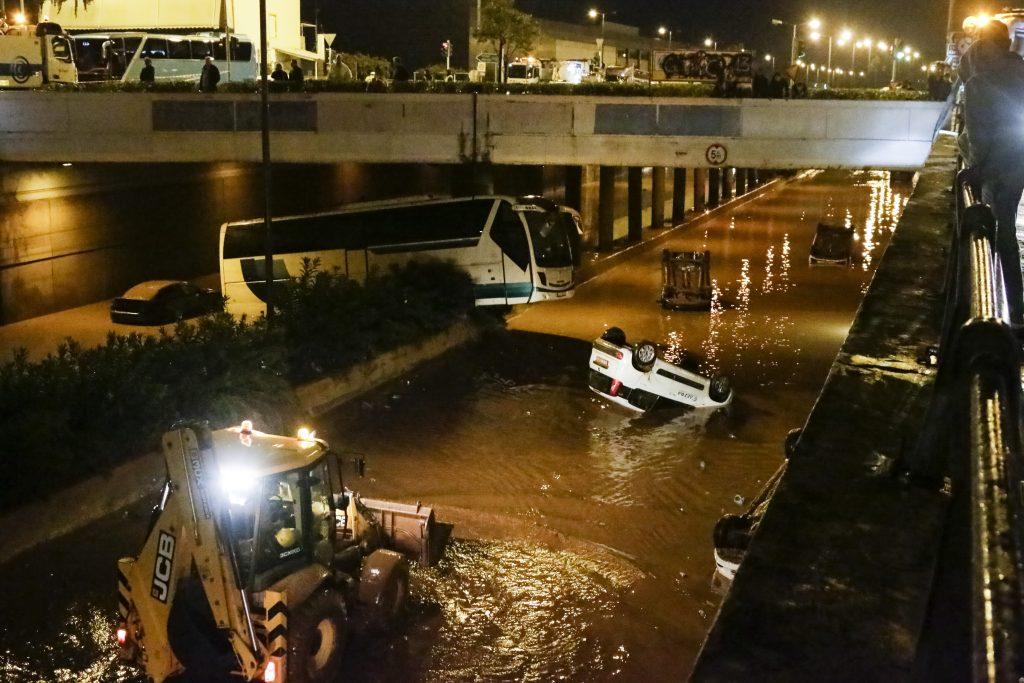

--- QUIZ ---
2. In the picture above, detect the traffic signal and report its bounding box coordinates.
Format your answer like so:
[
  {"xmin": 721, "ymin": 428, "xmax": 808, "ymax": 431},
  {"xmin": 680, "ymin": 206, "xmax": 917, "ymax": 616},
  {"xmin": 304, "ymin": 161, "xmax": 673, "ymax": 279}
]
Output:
[{"xmin": 796, "ymin": 40, "xmax": 806, "ymax": 60}]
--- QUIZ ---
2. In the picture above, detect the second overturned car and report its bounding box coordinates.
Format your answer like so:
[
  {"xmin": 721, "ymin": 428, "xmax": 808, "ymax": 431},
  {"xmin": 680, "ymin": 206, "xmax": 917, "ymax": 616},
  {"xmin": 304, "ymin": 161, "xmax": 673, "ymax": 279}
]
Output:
[{"xmin": 588, "ymin": 327, "xmax": 733, "ymax": 412}]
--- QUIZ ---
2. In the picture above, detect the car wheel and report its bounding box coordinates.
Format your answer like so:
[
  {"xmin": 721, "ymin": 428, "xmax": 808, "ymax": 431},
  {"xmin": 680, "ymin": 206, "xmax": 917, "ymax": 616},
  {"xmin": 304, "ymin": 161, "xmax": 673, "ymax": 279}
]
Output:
[
  {"xmin": 709, "ymin": 376, "xmax": 731, "ymax": 403},
  {"xmin": 601, "ymin": 326, "xmax": 627, "ymax": 346},
  {"xmin": 632, "ymin": 342, "xmax": 657, "ymax": 372}
]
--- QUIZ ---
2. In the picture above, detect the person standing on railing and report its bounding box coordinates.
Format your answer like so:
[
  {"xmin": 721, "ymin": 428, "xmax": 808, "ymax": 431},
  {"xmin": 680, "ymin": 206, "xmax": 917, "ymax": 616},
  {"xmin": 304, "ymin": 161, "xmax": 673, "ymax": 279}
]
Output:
[{"xmin": 962, "ymin": 20, "xmax": 1024, "ymax": 323}]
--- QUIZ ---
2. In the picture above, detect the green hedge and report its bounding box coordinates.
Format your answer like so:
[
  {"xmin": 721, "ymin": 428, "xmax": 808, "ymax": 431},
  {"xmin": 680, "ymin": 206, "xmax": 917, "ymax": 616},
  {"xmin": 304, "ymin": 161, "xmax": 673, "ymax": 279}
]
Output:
[
  {"xmin": 46, "ymin": 79, "xmax": 930, "ymax": 100},
  {"xmin": 0, "ymin": 260, "xmax": 474, "ymax": 512}
]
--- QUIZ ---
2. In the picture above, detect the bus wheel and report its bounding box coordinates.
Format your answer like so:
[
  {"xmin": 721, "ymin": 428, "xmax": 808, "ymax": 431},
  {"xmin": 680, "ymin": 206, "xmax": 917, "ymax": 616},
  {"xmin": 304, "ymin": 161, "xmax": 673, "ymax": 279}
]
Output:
[
  {"xmin": 288, "ymin": 589, "xmax": 348, "ymax": 683},
  {"xmin": 358, "ymin": 549, "xmax": 410, "ymax": 632}
]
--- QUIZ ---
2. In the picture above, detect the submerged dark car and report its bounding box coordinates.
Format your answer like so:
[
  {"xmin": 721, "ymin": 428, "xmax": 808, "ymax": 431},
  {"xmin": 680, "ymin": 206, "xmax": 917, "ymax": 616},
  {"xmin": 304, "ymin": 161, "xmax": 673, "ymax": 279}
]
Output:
[
  {"xmin": 110, "ymin": 280, "xmax": 222, "ymax": 325},
  {"xmin": 809, "ymin": 223, "xmax": 855, "ymax": 266}
]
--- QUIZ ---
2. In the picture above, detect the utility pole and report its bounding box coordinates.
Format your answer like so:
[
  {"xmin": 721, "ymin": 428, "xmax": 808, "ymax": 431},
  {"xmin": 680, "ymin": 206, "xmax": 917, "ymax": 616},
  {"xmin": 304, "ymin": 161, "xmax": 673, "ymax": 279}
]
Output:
[{"xmin": 259, "ymin": 0, "xmax": 274, "ymax": 321}]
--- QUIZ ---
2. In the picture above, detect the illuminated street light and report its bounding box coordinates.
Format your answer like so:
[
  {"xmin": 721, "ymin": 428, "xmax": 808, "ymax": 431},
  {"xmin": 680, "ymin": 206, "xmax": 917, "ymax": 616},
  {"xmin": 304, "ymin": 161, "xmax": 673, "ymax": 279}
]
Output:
[
  {"xmin": 913, "ymin": 51, "xmax": 920, "ymax": 59},
  {"xmin": 808, "ymin": 17, "xmax": 822, "ymax": 30},
  {"xmin": 13, "ymin": 11, "xmax": 26, "ymax": 24},
  {"xmin": 920, "ymin": 65, "xmax": 927, "ymax": 72},
  {"xmin": 704, "ymin": 37, "xmax": 717, "ymax": 49},
  {"xmin": 588, "ymin": 9, "xmax": 607, "ymax": 68},
  {"xmin": 840, "ymin": 28, "xmax": 853, "ymax": 42},
  {"xmin": 876, "ymin": 40, "xmax": 888, "ymax": 50},
  {"xmin": 809, "ymin": 31, "xmax": 821, "ymax": 42}
]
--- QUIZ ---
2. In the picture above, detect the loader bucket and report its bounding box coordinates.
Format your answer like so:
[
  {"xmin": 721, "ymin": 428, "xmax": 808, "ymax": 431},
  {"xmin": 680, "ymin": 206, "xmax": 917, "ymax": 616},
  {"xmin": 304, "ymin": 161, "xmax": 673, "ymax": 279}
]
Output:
[{"xmin": 360, "ymin": 498, "xmax": 452, "ymax": 567}]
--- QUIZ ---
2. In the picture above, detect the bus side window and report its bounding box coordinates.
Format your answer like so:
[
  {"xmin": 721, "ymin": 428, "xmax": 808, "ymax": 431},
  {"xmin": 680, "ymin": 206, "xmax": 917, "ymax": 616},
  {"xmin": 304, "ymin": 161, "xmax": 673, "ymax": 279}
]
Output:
[{"xmin": 491, "ymin": 203, "xmax": 530, "ymax": 270}]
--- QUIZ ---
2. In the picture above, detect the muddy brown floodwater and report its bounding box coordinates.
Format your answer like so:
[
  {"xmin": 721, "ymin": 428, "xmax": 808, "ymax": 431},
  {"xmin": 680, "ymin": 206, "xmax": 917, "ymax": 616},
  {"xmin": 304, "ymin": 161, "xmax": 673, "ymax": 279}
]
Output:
[{"xmin": 0, "ymin": 169, "xmax": 908, "ymax": 682}]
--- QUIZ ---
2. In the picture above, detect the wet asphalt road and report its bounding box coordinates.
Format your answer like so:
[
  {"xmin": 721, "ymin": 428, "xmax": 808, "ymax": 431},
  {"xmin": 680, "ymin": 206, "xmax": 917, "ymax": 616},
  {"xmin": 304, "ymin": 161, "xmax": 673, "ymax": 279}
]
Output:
[{"xmin": 0, "ymin": 169, "xmax": 909, "ymax": 682}]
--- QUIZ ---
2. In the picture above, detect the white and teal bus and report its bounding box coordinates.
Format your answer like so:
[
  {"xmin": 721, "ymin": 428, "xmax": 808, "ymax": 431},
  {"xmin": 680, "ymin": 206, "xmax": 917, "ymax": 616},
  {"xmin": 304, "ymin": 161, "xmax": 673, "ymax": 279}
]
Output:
[
  {"xmin": 219, "ymin": 195, "xmax": 583, "ymax": 318},
  {"xmin": 72, "ymin": 32, "xmax": 257, "ymax": 83}
]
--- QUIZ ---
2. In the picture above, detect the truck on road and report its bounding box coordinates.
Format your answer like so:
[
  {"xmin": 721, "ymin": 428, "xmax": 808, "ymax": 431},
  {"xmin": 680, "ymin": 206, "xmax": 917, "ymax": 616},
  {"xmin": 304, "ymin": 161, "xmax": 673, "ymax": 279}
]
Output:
[
  {"xmin": 0, "ymin": 21, "xmax": 76, "ymax": 88},
  {"xmin": 115, "ymin": 421, "xmax": 450, "ymax": 683}
]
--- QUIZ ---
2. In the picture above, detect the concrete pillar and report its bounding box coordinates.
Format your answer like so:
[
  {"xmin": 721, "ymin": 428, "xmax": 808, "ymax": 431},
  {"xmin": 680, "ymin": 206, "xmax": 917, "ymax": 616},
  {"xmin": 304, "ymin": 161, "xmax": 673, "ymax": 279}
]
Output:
[
  {"xmin": 564, "ymin": 165, "xmax": 583, "ymax": 211},
  {"xmin": 627, "ymin": 167, "xmax": 643, "ymax": 242},
  {"xmin": 736, "ymin": 168, "xmax": 747, "ymax": 195},
  {"xmin": 452, "ymin": 162, "xmax": 494, "ymax": 196},
  {"xmin": 708, "ymin": 168, "xmax": 721, "ymax": 207},
  {"xmin": 693, "ymin": 168, "xmax": 707, "ymax": 212},
  {"xmin": 598, "ymin": 166, "xmax": 617, "ymax": 251},
  {"xmin": 672, "ymin": 168, "xmax": 687, "ymax": 223},
  {"xmin": 722, "ymin": 168, "xmax": 734, "ymax": 201},
  {"xmin": 651, "ymin": 166, "xmax": 666, "ymax": 229},
  {"xmin": 748, "ymin": 168, "xmax": 759, "ymax": 188}
]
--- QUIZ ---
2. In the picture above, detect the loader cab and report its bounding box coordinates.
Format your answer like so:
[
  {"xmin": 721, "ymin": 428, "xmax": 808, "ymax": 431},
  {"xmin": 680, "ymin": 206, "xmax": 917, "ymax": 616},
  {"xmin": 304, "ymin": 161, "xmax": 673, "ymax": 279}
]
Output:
[{"xmin": 214, "ymin": 426, "xmax": 346, "ymax": 592}]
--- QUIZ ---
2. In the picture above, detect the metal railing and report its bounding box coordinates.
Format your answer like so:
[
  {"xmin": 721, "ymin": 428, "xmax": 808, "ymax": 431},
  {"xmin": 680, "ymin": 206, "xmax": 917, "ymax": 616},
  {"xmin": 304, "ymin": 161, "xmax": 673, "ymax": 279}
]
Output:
[{"xmin": 936, "ymin": 167, "xmax": 1024, "ymax": 682}]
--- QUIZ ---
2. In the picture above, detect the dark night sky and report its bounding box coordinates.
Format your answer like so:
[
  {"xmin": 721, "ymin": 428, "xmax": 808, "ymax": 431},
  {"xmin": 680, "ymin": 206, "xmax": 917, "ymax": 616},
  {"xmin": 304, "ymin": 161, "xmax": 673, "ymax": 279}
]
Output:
[{"xmin": 313, "ymin": 0, "xmax": 952, "ymax": 69}]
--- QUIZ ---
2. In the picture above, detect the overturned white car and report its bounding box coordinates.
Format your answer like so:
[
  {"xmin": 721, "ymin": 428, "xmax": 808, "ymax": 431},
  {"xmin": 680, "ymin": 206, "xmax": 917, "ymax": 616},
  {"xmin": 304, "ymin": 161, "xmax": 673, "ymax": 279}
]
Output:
[{"xmin": 588, "ymin": 327, "xmax": 733, "ymax": 412}]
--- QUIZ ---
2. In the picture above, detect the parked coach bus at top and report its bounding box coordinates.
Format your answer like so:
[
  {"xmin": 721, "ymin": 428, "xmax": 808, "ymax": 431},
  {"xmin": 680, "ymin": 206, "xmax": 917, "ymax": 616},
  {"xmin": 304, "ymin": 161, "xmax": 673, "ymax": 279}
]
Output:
[
  {"xmin": 0, "ymin": 21, "xmax": 76, "ymax": 88},
  {"xmin": 219, "ymin": 195, "xmax": 584, "ymax": 319}
]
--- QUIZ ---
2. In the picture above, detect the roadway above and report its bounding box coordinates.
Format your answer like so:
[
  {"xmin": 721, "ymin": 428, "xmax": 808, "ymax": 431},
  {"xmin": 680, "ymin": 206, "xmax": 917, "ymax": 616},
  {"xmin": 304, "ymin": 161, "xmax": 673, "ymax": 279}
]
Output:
[{"xmin": 0, "ymin": 92, "xmax": 947, "ymax": 170}]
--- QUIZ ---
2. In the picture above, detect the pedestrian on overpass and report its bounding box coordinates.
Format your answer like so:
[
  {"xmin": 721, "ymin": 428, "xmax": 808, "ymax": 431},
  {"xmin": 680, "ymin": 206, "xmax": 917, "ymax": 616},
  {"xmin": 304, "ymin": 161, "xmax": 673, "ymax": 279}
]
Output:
[
  {"xmin": 199, "ymin": 56, "xmax": 220, "ymax": 93},
  {"xmin": 139, "ymin": 58, "xmax": 155, "ymax": 87},
  {"xmin": 288, "ymin": 59, "xmax": 304, "ymax": 92},
  {"xmin": 962, "ymin": 20, "xmax": 1024, "ymax": 323}
]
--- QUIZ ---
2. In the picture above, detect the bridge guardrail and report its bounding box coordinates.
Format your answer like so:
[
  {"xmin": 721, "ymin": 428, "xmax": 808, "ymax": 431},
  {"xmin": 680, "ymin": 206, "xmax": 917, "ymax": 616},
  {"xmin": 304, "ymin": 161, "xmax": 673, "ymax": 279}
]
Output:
[{"xmin": 932, "ymin": 166, "xmax": 1024, "ymax": 682}]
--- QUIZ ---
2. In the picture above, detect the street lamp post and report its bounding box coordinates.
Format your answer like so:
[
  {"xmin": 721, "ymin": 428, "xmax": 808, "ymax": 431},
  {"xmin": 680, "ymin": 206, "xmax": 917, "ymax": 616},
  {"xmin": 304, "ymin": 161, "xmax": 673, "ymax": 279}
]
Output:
[
  {"xmin": 589, "ymin": 8, "xmax": 606, "ymax": 68},
  {"xmin": 704, "ymin": 37, "xmax": 717, "ymax": 50},
  {"xmin": 658, "ymin": 26, "xmax": 673, "ymax": 50},
  {"xmin": 258, "ymin": 0, "xmax": 274, "ymax": 321},
  {"xmin": 764, "ymin": 53, "xmax": 775, "ymax": 71}
]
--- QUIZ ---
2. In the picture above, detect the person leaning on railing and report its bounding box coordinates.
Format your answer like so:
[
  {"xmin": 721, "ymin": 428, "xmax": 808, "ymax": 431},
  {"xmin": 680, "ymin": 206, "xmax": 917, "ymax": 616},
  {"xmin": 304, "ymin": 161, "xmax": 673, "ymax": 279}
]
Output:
[{"xmin": 960, "ymin": 19, "xmax": 1024, "ymax": 323}]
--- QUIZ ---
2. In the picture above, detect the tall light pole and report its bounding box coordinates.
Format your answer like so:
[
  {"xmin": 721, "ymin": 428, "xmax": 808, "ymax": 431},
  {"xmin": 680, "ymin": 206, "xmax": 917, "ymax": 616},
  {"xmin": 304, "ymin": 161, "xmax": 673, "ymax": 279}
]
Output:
[
  {"xmin": 704, "ymin": 36, "xmax": 717, "ymax": 50},
  {"xmin": 589, "ymin": 8, "xmax": 606, "ymax": 68},
  {"xmin": 764, "ymin": 52, "xmax": 775, "ymax": 71},
  {"xmin": 658, "ymin": 26, "xmax": 673, "ymax": 50},
  {"xmin": 772, "ymin": 16, "xmax": 819, "ymax": 83},
  {"xmin": 259, "ymin": 0, "xmax": 274, "ymax": 321}
]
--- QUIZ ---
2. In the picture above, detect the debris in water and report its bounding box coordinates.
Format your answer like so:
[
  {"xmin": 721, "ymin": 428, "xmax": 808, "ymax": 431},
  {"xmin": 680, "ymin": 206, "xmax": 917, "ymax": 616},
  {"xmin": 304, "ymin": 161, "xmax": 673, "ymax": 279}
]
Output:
[
  {"xmin": 733, "ymin": 494, "xmax": 745, "ymax": 506},
  {"xmin": 698, "ymin": 460, "xmax": 706, "ymax": 471}
]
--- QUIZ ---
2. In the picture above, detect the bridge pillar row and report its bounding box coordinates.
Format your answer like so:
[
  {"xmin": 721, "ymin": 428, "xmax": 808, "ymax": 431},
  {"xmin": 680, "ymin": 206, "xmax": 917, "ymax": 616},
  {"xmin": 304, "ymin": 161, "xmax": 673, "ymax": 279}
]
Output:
[
  {"xmin": 627, "ymin": 167, "xmax": 644, "ymax": 243},
  {"xmin": 651, "ymin": 167, "xmax": 666, "ymax": 229},
  {"xmin": 694, "ymin": 168, "xmax": 708, "ymax": 212},
  {"xmin": 598, "ymin": 166, "xmax": 617, "ymax": 251},
  {"xmin": 736, "ymin": 168, "xmax": 747, "ymax": 195},
  {"xmin": 672, "ymin": 168, "xmax": 687, "ymax": 224},
  {"xmin": 564, "ymin": 165, "xmax": 583, "ymax": 211},
  {"xmin": 708, "ymin": 168, "xmax": 721, "ymax": 208}
]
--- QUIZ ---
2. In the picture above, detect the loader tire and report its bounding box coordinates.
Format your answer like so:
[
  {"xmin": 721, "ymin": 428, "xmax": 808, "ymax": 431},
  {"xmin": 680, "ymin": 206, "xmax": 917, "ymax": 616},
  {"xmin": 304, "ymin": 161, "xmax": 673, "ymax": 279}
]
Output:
[
  {"xmin": 288, "ymin": 589, "xmax": 348, "ymax": 683},
  {"xmin": 358, "ymin": 548, "xmax": 410, "ymax": 632}
]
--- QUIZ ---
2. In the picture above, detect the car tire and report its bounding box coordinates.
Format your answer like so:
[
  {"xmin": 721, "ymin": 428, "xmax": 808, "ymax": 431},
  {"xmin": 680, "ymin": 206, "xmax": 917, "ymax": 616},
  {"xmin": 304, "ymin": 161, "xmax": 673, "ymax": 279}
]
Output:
[
  {"xmin": 288, "ymin": 588, "xmax": 348, "ymax": 683},
  {"xmin": 632, "ymin": 342, "xmax": 657, "ymax": 372},
  {"xmin": 601, "ymin": 326, "xmax": 627, "ymax": 346},
  {"xmin": 709, "ymin": 376, "xmax": 731, "ymax": 403}
]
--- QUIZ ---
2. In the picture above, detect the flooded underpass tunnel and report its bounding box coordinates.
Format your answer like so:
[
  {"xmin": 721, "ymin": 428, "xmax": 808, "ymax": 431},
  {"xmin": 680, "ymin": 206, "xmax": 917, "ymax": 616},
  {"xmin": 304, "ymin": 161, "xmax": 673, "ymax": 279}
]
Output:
[{"xmin": 0, "ymin": 168, "xmax": 910, "ymax": 682}]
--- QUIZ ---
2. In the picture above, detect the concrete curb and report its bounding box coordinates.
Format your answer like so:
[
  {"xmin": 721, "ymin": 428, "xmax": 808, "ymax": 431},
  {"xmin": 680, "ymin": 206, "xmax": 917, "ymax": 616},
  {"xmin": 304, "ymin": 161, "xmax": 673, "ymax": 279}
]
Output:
[{"xmin": 0, "ymin": 319, "xmax": 481, "ymax": 562}]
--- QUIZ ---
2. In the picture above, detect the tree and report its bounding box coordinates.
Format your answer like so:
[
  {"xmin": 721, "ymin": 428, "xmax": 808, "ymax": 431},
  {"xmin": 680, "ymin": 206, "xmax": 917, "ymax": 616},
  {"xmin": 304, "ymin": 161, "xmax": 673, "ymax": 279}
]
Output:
[{"xmin": 474, "ymin": 0, "xmax": 538, "ymax": 83}]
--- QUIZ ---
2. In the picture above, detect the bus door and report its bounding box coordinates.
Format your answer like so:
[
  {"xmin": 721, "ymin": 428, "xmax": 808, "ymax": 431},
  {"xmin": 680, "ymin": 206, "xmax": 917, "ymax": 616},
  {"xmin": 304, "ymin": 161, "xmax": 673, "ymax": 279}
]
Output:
[{"xmin": 488, "ymin": 202, "xmax": 534, "ymax": 304}]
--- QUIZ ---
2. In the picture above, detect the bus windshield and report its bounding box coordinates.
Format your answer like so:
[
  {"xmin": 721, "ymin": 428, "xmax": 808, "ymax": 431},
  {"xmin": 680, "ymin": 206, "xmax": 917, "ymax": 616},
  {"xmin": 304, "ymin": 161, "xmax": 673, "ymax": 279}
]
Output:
[{"xmin": 524, "ymin": 211, "xmax": 573, "ymax": 268}]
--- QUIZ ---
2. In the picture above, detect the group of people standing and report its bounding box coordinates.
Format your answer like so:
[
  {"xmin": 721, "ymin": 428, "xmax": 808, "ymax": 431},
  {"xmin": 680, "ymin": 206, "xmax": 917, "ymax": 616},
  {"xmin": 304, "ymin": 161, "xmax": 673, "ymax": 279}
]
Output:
[{"xmin": 959, "ymin": 20, "xmax": 1024, "ymax": 323}]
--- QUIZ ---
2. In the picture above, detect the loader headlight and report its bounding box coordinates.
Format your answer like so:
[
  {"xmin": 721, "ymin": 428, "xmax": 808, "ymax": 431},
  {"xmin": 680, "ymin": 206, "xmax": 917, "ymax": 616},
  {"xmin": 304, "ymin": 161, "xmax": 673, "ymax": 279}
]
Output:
[{"xmin": 220, "ymin": 466, "xmax": 258, "ymax": 505}]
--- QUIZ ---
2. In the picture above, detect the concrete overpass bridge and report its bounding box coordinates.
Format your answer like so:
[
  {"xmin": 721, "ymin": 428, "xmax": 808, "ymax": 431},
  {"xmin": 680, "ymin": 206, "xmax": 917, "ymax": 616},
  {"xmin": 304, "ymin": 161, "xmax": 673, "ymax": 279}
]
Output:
[{"xmin": 0, "ymin": 92, "xmax": 947, "ymax": 170}]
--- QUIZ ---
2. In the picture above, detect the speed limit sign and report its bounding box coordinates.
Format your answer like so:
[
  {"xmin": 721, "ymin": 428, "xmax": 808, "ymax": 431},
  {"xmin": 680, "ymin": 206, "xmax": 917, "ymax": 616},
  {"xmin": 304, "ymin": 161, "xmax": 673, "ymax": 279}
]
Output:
[{"xmin": 705, "ymin": 143, "xmax": 728, "ymax": 166}]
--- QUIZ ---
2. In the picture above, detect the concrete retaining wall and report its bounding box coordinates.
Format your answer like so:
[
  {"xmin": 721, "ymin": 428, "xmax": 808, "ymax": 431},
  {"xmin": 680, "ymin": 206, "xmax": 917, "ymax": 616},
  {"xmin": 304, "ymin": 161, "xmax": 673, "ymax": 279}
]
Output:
[
  {"xmin": 0, "ymin": 92, "xmax": 947, "ymax": 169},
  {"xmin": 0, "ymin": 318, "xmax": 481, "ymax": 561}
]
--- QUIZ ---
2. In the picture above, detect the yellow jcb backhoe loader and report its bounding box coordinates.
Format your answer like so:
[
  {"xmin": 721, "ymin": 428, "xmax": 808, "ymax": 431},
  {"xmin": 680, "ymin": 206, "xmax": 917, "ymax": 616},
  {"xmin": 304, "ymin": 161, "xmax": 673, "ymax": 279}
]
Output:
[{"xmin": 115, "ymin": 421, "xmax": 449, "ymax": 682}]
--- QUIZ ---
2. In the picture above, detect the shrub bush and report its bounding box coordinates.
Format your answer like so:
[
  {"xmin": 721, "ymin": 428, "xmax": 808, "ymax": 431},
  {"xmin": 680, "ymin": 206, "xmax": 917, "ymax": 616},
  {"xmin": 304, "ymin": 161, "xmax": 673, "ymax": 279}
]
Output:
[
  {"xmin": 0, "ymin": 260, "xmax": 473, "ymax": 511},
  {"xmin": 48, "ymin": 79, "xmax": 930, "ymax": 100}
]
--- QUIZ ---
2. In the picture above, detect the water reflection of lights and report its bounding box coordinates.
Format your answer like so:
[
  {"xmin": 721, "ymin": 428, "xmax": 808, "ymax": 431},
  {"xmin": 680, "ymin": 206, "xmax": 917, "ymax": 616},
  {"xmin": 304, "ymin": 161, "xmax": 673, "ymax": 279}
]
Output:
[
  {"xmin": 763, "ymin": 245, "xmax": 775, "ymax": 293},
  {"xmin": 780, "ymin": 234, "xmax": 792, "ymax": 288},
  {"xmin": 857, "ymin": 171, "xmax": 909, "ymax": 275}
]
